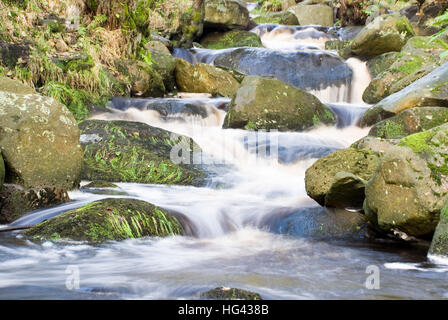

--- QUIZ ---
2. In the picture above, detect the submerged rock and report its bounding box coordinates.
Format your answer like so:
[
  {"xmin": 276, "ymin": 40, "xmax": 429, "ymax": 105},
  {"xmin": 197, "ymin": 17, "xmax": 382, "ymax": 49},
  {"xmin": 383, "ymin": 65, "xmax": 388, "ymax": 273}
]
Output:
[
  {"xmin": 174, "ymin": 58, "xmax": 239, "ymax": 97},
  {"xmin": 24, "ymin": 198, "xmax": 184, "ymax": 243},
  {"xmin": 350, "ymin": 14, "xmax": 414, "ymax": 57},
  {"xmin": 429, "ymin": 200, "xmax": 448, "ymax": 258},
  {"xmin": 363, "ymin": 36, "xmax": 448, "ymax": 104},
  {"xmin": 360, "ymin": 62, "xmax": 448, "ymax": 127},
  {"xmin": 0, "ymin": 82, "xmax": 82, "ymax": 189},
  {"xmin": 223, "ymin": 76, "xmax": 335, "ymax": 131},
  {"xmin": 200, "ymin": 30, "xmax": 262, "ymax": 49},
  {"xmin": 200, "ymin": 287, "xmax": 262, "ymax": 300},
  {"xmin": 0, "ymin": 185, "xmax": 69, "ymax": 224},
  {"xmin": 79, "ymin": 120, "xmax": 205, "ymax": 186},
  {"xmin": 204, "ymin": 0, "xmax": 250, "ymax": 30},
  {"xmin": 365, "ymin": 124, "xmax": 448, "ymax": 237},
  {"xmin": 368, "ymin": 107, "xmax": 448, "ymax": 139},
  {"xmin": 288, "ymin": 2, "xmax": 334, "ymax": 27},
  {"xmin": 305, "ymin": 148, "xmax": 381, "ymax": 206}
]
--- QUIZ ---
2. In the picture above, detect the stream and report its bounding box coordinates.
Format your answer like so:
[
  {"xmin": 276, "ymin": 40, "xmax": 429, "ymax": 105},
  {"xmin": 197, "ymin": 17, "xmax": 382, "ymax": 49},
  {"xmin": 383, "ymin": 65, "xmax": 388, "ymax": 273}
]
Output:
[{"xmin": 1, "ymin": 17, "xmax": 448, "ymax": 300}]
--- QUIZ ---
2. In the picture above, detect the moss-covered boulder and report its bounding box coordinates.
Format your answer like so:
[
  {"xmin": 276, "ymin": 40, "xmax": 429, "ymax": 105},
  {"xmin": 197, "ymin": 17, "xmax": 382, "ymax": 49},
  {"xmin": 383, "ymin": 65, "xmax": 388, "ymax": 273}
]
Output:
[
  {"xmin": 174, "ymin": 58, "xmax": 240, "ymax": 97},
  {"xmin": 0, "ymin": 88, "xmax": 82, "ymax": 189},
  {"xmin": 0, "ymin": 76, "xmax": 35, "ymax": 94},
  {"xmin": 350, "ymin": 14, "xmax": 414, "ymax": 57},
  {"xmin": 223, "ymin": 76, "xmax": 335, "ymax": 131},
  {"xmin": 0, "ymin": 185, "xmax": 69, "ymax": 224},
  {"xmin": 24, "ymin": 198, "xmax": 184, "ymax": 243},
  {"xmin": 365, "ymin": 124, "xmax": 448, "ymax": 237},
  {"xmin": 200, "ymin": 30, "xmax": 262, "ymax": 49},
  {"xmin": 200, "ymin": 287, "xmax": 262, "ymax": 300},
  {"xmin": 114, "ymin": 59, "xmax": 165, "ymax": 97},
  {"xmin": 81, "ymin": 181, "xmax": 119, "ymax": 189},
  {"xmin": 0, "ymin": 41, "xmax": 29, "ymax": 69},
  {"xmin": 429, "ymin": 200, "xmax": 448, "ymax": 258},
  {"xmin": 324, "ymin": 172, "xmax": 367, "ymax": 209},
  {"xmin": 368, "ymin": 107, "xmax": 448, "ymax": 139},
  {"xmin": 305, "ymin": 148, "xmax": 381, "ymax": 206},
  {"xmin": 360, "ymin": 62, "xmax": 448, "ymax": 127},
  {"xmin": 366, "ymin": 52, "xmax": 398, "ymax": 79},
  {"xmin": 288, "ymin": 3, "xmax": 334, "ymax": 27},
  {"xmin": 0, "ymin": 153, "xmax": 4, "ymax": 190},
  {"xmin": 204, "ymin": 0, "xmax": 250, "ymax": 30},
  {"xmin": 148, "ymin": 49, "xmax": 176, "ymax": 92},
  {"xmin": 79, "ymin": 119, "xmax": 205, "ymax": 186},
  {"xmin": 253, "ymin": 11, "xmax": 299, "ymax": 25},
  {"xmin": 363, "ymin": 36, "xmax": 448, "ymax": 104}
]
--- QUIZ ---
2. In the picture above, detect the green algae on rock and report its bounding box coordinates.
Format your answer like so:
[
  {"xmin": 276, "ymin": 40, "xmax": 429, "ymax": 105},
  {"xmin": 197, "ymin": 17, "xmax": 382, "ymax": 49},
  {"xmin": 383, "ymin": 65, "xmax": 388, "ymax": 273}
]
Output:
[
  {"xmin": 24, "ymin": 198, "xmax": 184, "ymax": 243},
  {"xmin": 200, "ymin": 30, "xmax": 263, "ymax": 49},
  {"xmin": 79, "ymin": 119, "xmax": 205, "ymax": 186},
  {"xmin": 223, "ymin": 76, "xmax": 335, "ymax": 131},
  {"xmin": 200, "ymin": 286, "xmax": 262, "ymax": 300}
]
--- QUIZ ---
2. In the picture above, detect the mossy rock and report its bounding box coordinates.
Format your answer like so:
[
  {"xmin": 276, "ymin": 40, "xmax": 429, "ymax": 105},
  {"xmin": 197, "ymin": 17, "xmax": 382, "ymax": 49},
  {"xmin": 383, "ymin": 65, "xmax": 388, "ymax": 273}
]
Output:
[
  {"xmin": 82, "ymin": 181, "xmax": 119, "ymax": 189},
  {"xmin": 24, "ymin": 198, "xmax": 184, "ymax": 243},
  {"xmin": 223, "ymin": 76, "xmax": 335, "ymax": 131},
  {"xmin": 79, "ymin": 119, "xmax": 205, "ymax": 186},
  {"xmin": 368, "ymin": 107, "xmax": 448, "ymax": 139},
  {"xmin": 252, "ymin": 11, "xmax": 299, "ymax": 25},
  {"xmin": 53, "ymin": 54, "xmax": 95, "ymax": 72},
  {"xmin": 0, "ymin": 76, "xmax": 35, "ymax": 94},
  {"xmin": 366, "ymin": 52, "xmax": 398, "ymax": 79},
  {"xmin": 200, "ymin": 287, "xmax": 262, "ymax": 300},
  {"xmin": 0, "ymin": 185, "xmax": 69, "ymax": 224},
  {"xmin": 0, "ymin": 41, "xmax": 29, "ymax": 69},
  {"xmin": 324, "ymin": 172, "xmax": 367, "ymax": 209},
  {"xmin": 200, "ymin": 30, "xmax": 263, "ymax": 49},
  {"xmin": 148, "ymin": 49, "xmax": 176, "ymax": 92},
  {"xmin": 204, "ymin": 0, "xmax": 250, "ymax": 30},
  {"xmin": 350, "ymin": 14, "xmax": 415, "ymax": 57},
  {"xmin": 288, "ymin": 3, "xmax": 334, "ymax": 27},
  {"xmin": 365, "ymin": 124, "xmax": 448, "ymax": 237},
  {"xmin": 305, "ymin": 148, "xmax": 381, "ymax": 206},
  {"xmin": 429, "ymin": 200, "xmax": 448, "ymax": 258},
  {"xmin": 174, "ymin": 58, "xmax": 240, "ymax": 97}
]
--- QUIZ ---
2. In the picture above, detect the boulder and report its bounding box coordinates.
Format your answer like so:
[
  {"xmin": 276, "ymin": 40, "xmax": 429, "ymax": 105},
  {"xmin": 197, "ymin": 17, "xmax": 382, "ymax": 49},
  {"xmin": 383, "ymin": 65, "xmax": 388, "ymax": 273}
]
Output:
[
  {"xmin": 148, "ymin": 49, "xmax": 176, "ymax": 91},
  {"xmin": 363, "ymin": 36, "xmax": 448, "ymax": 104},
  {"xmin": 174, "ymin": 58, "xmax": 239, "ymax": 97},
  {"xmin": 223, "ymin": 76, "xmax": 336, "ymax": 130},
  {"xmin": 288, "ymin": 3, "xmax": 334, "ymax": 27},
  {"xmin": 324, "ymin": 172, "xmax": 367, "ymax": 209},
  {"xmin": 368, "ymin": 107, "xmax": 448, "ymax": 139},
  {"xmin": 200, "ymin": 287, "xmax": 262, "ymax": 300},
  {"xmin": 364, "ymin": 124, "xmax": 448, "ymax": 237},
  {"xmin": 366, "ymin": 52, "xmax": 398, "ymax": 79},
  {"xmin": 114, "ymin": 59, "xmax": 165, "ymax": 97},
  {"xmin": 0, "ymin": 83, "xmax": 82, "ymax": 189},
  {"xmin": 360, "ymin": 62, "xmax": 448, "ymax": 127},
  {"xmin": 145, "ymin": 40, "xmax": 171, "ymax": 54},
  {"xmin": 200, "ymin": 30, "xmax": 263, "ymax": 49},
  {"xmin": 81, "ymin": 181, "xmax": 119, "ymax": 189},
  {"xmin": 305, "ymin": 147, "xmax": 381, "ymax": 206},
  {"xmin": 0, "ymin": 76, "xmax": 35, "ymax": 94},
  {"xmin": 204, "ymin": 0, "xmax": 250, "ymax": 30},
  {"xmin": 79, "ymin": 120, "xmax": 205, "ymax": 186},
  {"xmin": 253, "ymin": 11, "xmax": 299, "ymax": 25},
  {"xmin": 429, "ymin": 200, "xmax": 448, "ymax": 258},
  {"xmin": 0, "ymin": 41, "xmax": 29, "ymax": 68},
  {"xmin": 24, "ymin": 198, "xmax": 184, "ymax": 243},
  {"xmin": 0, "ymin": 185, "xmax": 69, "ymax": 224},
  {"xmin": 350, "ymin": 14, "xmax": 414, "ymax": 57}
]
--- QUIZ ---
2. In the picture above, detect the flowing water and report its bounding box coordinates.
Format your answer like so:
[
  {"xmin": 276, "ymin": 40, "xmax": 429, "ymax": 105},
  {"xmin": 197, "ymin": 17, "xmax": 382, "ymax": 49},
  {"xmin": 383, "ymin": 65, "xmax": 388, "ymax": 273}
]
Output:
[{"xmin": 1, "ymin": 20, "xmax": 448, "ymax": 300}]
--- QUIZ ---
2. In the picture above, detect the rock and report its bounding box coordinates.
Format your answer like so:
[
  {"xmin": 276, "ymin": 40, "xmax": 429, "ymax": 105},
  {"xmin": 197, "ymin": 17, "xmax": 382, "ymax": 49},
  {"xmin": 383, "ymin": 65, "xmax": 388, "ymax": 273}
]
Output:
[
  {"xmin": 24, "ymin": 198, "xmax": 184, "ymax": 242},
  {"xmin": 366, "ymin": 52, "xmax": 398, "ymax": 79},
  {"xmin": 364, "ymin": 124, "xmax": 448, "ymax": 237},
  {"xmin": 368, "ymin": 107, "xmax": 448, "ymax": 139},
  {"xmin": 82, "ymin": 181, "xmax": 119, "ymax": 189},
  {"xmin": 79, "ymin": 120, "xmax": 205, "ymax": 186},
  {"xmin": 0, "ymin": 76, "xmax": 35, "ymax": 94},
  {"xmin": 213, "ymin": 47, "xmax": 352, "ymax": 91},
  {"xmin": 363, "ymin": 36, "xmax": 448, "ymax": 104},
  {"xmin": 148, "ymin": 49, "xmax": 176, "ymax": 91},
  {"xmin": 174, "ymin": 58, "xmax": 239, "ymax": 97},
  {"xmin": 324, "ymin": 172, "xmax": 367, "ymax": 209},
  {"xmin": 271, "ymin": 206, "xmax": 367, "ymax": 239},
  {"xmin": 351, "ymin": 136, "xmax": 399, "ymax": 156},
  {"xmin": 253, "ymin": 11, "xmax": 299, "ymax": 25},
  {"xmin": 204, "ymin": 0, "xmax": 250, "ymax": 30},
  {"xmin": 200, "ymin": 287, "xmax": 262, "ymax": 300},
  {"xmin": 114, "ymin": 59, "xmax": 165, "ymax": 97},
  {"xmin": 360, "ymin": 62, "xmax": 448, "ymax": 127},
  {"xmin": 350, "ymin": 14, "xmax": 414, "ymax": 57},
  {"xmin": 54, "ymin": 38, "xmax": 68, "ymax": 52},
  {"xmin": 282, "ymin": 0, "xmax": 296, "ymax": 11},
  {"xmin": 0, "ymin": 87, "xmax": 82, "ymax": 189},
  {"xmin": 0, "ymin": 41, "xmax": 29, "ymax": 68},
  {"xmin": 200, "ymin": 30, "xmax": 263, "ymax": 49},
  {"xmin": 0, "ymin": 185, "xmax": 69, "ymax": 224},
  {"xmin": 145, "ymin": 40, "xmax": 171, "ymax": 54},
  {"xmin": 305, "ymin": 148, "xmax": 381, "ymax": 206},
  {"xmin": 223, "ymin": 76, "xmax": 336, "ymax": 131},
  {"xmin": 0, "ymin": 153, "xmax": 4, "ymax": 190},
  {"xmin": 429, "ymin": 200, "xmax": 448, "ymax": 258},
  {"xmin": 288, "ymin": 3, "xmax": 334, "ymax": 27}
]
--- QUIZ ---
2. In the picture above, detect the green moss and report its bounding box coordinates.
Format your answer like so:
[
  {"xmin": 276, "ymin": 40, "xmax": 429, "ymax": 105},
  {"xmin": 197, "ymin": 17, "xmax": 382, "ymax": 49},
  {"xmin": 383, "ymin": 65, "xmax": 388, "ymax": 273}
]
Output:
[
  {"xmin": 201, "ymin": 31, "xmax": 262, "ymax": 50},
  {"xmin": 399, "ymin": 130, "xmax": 436, "ymax": 154},
  {"xmin": 376, "ymin": 120, "xmax": 405, "ymax": 139}
]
